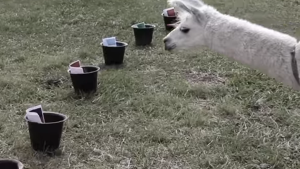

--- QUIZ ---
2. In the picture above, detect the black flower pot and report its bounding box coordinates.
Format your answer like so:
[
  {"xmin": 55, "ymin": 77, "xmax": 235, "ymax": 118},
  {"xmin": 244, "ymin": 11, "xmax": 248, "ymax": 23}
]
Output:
[
  {"xmin": 101, "ymin": 41, "xmax": 128, "ymax": 65},
  {"xmin": 25, "ymin": 112, "xmax": 68, "ymax": 152},
  {"xmin": 132, "ymin": 24, "xmax": 155, "ymax": 46},
  {"xmin": 162, "ymin": 14, "xmax": 177, "ymax": 31},
  {"xmin": 69, "ymin": 65, "xmax": 100, "ymax": 94},
  {"xmin": 0, "ymin": 159, "xmax": 23, "ymax": 169}
]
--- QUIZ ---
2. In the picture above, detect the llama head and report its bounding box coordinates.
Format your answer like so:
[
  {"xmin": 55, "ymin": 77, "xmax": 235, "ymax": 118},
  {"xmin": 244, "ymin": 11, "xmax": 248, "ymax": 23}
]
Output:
[{"xmin": 163, "ymin": 0, "xmax": 209, "ymax": 51}]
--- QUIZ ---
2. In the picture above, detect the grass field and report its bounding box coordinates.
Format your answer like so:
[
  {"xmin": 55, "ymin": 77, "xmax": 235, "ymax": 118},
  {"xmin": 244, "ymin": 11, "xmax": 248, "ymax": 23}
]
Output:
[{"xmin": 1, "ymin": 0, "xmax": 300, "ymax": 168}]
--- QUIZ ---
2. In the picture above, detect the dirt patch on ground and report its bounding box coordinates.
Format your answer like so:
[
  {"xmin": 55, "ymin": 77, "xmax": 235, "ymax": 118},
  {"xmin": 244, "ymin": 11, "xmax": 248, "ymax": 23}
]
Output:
[{"xmin": 186, "ymin": 71, "xmax": 226, "ymax": 85}]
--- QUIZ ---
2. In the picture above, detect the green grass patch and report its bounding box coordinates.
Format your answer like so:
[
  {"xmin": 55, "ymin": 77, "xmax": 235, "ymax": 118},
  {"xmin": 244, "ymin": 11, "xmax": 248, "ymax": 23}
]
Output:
[{"xmin": 1, "ymin": 0, "xmax": 300, "ymax": 168}]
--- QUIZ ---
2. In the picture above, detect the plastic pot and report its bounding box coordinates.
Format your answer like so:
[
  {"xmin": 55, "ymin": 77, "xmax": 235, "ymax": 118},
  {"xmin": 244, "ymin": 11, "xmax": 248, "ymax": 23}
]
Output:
[
  {"xmin": 131, "ymin": 24, "xmax": 155, "ymax": 46},
  {"xmin": 0, "ymin": 159, "xmax": 24, "ymax": 169},
  {"xmin": 25, "ymin": 112, "xmax": 68, "ymax": 152},
  {"xmin": 162, "ymin": 14, "xmax": 177, "ymax": 31},
  {"xmin": 69, "ymin": 65, "xmax": 100, "ymax": 94},
  {"xmin": 101, "ymin": 41, "xmax": 128, "ymax": 65}
]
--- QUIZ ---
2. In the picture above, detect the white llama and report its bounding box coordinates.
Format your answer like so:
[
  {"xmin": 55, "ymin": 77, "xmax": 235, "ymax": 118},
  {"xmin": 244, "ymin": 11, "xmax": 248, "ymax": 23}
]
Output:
[{"xmin": 163, "ymin": 0, "xmax": 300, "ymax": 91}]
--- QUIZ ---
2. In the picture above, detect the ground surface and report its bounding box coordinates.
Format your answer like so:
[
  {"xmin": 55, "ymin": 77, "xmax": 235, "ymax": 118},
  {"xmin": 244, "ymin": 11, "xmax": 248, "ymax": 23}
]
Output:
[{"xmin": 1, "ymin": 0, "xmax": 300, "ymax": 168}]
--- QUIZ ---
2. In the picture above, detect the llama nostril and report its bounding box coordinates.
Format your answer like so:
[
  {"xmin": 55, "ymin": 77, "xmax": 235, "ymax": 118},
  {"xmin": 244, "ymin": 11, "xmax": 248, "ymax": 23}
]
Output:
[{"xmin": 163, "ymin": 38, "xmax": 170, "ymax": 43}]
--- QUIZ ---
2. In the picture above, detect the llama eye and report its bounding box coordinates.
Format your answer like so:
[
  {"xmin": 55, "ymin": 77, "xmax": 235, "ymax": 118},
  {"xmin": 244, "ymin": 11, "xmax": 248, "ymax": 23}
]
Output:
[{"xmin": 180, "ymin": 27, "xmax": 190, "ymax": 33}]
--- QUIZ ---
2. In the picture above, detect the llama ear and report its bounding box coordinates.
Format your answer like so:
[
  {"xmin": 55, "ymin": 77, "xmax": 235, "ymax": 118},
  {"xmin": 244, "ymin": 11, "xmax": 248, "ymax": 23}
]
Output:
[
  {"xmin": 170, "ymin": 0, "xmax": 192, "ymax": 14},
  {"xmin": 169, "ymin": 0, "xmax": 205, "ymax": 24},
  {"xmin": 168, "ymin": 0, "xmax": 204, "ymax": 9},
  {"xmin": 180, "ymin": 0, "xmax": 204, "ymax": 7},
  {"xmin": 189, "ymin": 7, "xmax": 205, "ymax": 24}
]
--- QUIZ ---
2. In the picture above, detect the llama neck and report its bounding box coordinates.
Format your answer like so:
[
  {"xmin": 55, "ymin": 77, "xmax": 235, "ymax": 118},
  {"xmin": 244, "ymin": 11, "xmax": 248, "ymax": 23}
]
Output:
[
  {"xmin": 201, "ymin": 12, "xmax": 300, "ymax": 91},
  {"xmin": 203, "ymin": 13, "xmax": 297, "ymax": 72}
]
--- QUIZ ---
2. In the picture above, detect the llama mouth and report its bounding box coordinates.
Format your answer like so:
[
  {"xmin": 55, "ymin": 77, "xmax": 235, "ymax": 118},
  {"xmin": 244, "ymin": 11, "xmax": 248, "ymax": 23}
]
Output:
[{"xmin": 165, "ymin": 44, "xmax": 176, "ymax": 51}]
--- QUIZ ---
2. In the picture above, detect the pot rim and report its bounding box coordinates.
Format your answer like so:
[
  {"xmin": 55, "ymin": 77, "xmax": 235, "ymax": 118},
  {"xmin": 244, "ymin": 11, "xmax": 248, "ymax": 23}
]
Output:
[
  {"xmin": 161, "ymin": 13, "xmax": 177, "ymax": 17},
  {"xmin": 68, "ymin": 65, "xmax": 100, "ymax": 75},
  {"xmin": 100, "ymin": 41, "xmax": 128, "ymax": 47},
  {"xmin": 131, "ymin": 24, "xmax": 156, "ymax": 29},
  {"xmin": 25, "ymin": 111, "xmax": 68, "ymax": 125},
  {"xmin": 0, "ymin": 159, "xmax": 24, "ymax": 169}
]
